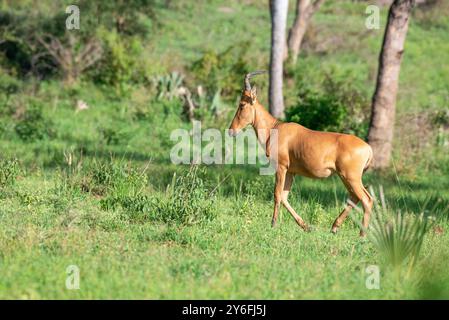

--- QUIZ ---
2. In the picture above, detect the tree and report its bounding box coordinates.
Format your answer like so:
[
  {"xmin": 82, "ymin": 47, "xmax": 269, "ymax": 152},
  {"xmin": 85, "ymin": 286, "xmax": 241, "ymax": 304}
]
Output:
[
  {"xmin": 367, "ymin": 0, "xmax": 415, "ymax": 169},
  {"xmin": 269, "ymin": 0, "xmax": 289, "ymax": 118},
  {"xmin": 287, "ymin": 0, "xmax": 325, "ymax": 64},
  {"xmin": 36, "ymin": 33, "xmax": 102, "ymax": 85}
]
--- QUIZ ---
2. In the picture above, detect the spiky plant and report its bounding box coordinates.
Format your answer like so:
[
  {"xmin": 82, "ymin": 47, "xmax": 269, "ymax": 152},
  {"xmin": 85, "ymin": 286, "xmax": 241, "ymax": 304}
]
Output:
[
  {"xmin": 153, "ymin": 72, "xmax": 185, "ymax": 100},
  {"xmin": 350, "ymin": 185, "xmax": 436, "ymax": 271},
  {"xmin": 367, "ymin": 210, "xmax": 434, "ymax": 268}
]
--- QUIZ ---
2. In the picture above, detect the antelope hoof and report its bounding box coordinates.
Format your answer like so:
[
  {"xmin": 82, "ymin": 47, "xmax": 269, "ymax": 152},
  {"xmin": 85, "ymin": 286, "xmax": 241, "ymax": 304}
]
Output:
[
  {"xmin": 271, "ymin": 219, "xmax": 277, "ymax": 228},
  {"xmin": 303, "ymin": 224, "xmax": 311, "ymax": 232},
  {"xmin": 331, "ymin": 227, "xmax": 338, "ymax": 234},
  {"xmin": 359, "ymin": 231, "xmax": 367, "ymax": 238}
]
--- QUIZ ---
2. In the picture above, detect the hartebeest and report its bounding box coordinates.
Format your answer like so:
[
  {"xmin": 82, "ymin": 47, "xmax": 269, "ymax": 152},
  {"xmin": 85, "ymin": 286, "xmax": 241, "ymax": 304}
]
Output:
[{"xmin": 229, "ymin": 71, "xmax": 374, "ymax": 236}]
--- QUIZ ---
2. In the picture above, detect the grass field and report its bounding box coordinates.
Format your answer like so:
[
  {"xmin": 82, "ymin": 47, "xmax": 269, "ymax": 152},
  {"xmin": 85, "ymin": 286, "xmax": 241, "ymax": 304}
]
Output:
[
  {"xmin": 1, "ymin": 162, "xmax": 448, "ymax": 299},
  {"xmin": 0, "ymin": 0, "xmax": 448, "ymax": 299}
]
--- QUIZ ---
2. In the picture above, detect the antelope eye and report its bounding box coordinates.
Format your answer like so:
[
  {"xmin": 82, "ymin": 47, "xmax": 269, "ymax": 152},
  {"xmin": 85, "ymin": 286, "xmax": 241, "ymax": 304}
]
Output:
[{"xmin": 239, "ymin": 104, "xmax": 245, "ymax": 109}]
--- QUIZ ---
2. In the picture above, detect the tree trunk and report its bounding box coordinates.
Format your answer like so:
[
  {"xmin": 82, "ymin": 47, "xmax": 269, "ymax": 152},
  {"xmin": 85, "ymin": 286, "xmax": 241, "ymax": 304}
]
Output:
[
  {"xmin": 287, "ymin": 0, "xmax": 325, "ymax": 64},
  {"xmin": 269, "ymin": 0, "xmax": 289, "ymax": 118},
  {"xmin": 367, "ymin": 0, "xmax": 415, "ymax": 169}
]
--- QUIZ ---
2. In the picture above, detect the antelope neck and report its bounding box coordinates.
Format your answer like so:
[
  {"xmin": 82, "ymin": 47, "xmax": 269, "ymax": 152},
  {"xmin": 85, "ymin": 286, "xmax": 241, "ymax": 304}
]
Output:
[{"xmin": 251, "ymin": 103, "xmax": 279, "ymax": 145}]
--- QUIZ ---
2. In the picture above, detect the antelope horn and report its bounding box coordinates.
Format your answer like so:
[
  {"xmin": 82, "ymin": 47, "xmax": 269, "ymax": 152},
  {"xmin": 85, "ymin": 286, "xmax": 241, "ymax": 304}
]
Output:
[{"xmin": 244, "ymin": 70, "xmax": 267, "ymax": 91}]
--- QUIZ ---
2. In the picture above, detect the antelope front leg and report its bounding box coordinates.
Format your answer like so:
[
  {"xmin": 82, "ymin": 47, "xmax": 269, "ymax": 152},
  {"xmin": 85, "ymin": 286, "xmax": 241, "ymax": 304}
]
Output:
[
  {"xmin": 282, "ymin": 173, "xmax": 309, "ymax": 231},
  {"xmin": 271, "ymin": 167, "xmax": 287, "ymax": 227}
]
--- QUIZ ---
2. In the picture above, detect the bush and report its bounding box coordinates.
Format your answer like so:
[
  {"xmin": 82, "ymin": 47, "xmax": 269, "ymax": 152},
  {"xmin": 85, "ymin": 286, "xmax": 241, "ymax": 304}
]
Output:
[
  {"xmin": 431, "ymin": 109, "xmax": 449, "ymax": 128},
  {"xmin": 14, "ymin": 102, "xmax": 54, "ymax": 142},
  {"xmin": 285, "ymin": 66, "xmax": 370, "ymax": 138},
  {"xmin": 0, "ymin": 1, "xmax": 156, "ymax": 81},
  {"xmin": 0, "ymin": 72, "xmax": 20, "ymax": 105},
  {"xmin": 151, "ymin": 166, "xmax": 216, "ymax": 225},
  {"xmin": 190, "ymin": 43, "xmax": 251, "ymax": 98},
  {"xmin": 93, "ymin": 29, "xmax": 144, "ymax": 92}
]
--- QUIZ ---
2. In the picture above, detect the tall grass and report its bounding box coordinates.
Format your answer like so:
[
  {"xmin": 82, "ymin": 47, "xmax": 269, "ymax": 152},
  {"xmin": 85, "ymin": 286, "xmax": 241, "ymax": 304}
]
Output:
[{"xmin": 151, "ymin": 166, "xmax": 217, "ymax": 225}]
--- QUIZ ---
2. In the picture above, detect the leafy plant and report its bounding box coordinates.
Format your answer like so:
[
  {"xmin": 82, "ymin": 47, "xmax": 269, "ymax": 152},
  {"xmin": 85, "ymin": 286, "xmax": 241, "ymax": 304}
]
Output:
[
  {"xmin": 14, "ymin": 102, "xmax": 54, "ymax": 142},
  {"xmin": 367, "ymin": 211, "xmax": 434, "ymax": 269},
  {"xmin": 152, "ymin": 72, "xmax": 184, "ymax": 101},
  {"xmin": 191, "ymin": 43, "xmax": 251, "ymax": 98},
  {"xmin": 286, "ymin": 66, "xmax": 369, "ymax": 137},
  {"xmin": 93, "ymin": 29, "xmax": 144, "ymax": 92},
  {"xmin": 431, "ymin": 109, "xmax": 449, "ymax": 128}
]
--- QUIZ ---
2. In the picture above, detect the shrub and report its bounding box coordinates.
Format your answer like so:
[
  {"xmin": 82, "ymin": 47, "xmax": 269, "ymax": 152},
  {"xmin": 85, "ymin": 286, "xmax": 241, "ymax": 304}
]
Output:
[
  {"xmin": 285, "ymin": 66, "xmax": 370, "ymax": 138},
  {"xmin": 151, "ymin": 166, "xmax": 216, "ymax": 225},
  {"xmin": 190, "ymin": 43, "xmax": 251, "ymax": 98},
  {"xmin": 0, "ymin": 1, "xmax": 155, "ymax": 81},
  {"xmin": 0, "ymin": 72, "xmax": 20, "ymax": 107},
  {"xmin": 430, "ymin": 109, "xmax": 449, "ymax": 128},
  {"xmin": 93, "ymin": 29, "xmax": 143, "ymax": 92},
  {"xmin": 14, "ymin": 102, "xmax": 54, "ymax": 142}
]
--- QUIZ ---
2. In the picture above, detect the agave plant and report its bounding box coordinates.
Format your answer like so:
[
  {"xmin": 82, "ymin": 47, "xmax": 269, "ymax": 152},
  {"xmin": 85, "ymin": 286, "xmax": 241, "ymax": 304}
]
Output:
[{"xmin": 152, "ymin": 72, "xmax": 185, "ymax": 101}]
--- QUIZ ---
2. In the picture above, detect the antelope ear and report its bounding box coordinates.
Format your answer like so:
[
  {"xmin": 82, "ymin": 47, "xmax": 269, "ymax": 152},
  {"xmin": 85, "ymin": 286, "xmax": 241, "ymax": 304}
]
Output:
[{"xmin": 250, "ymin": 86, "xmax": 257, "ymax": 104}]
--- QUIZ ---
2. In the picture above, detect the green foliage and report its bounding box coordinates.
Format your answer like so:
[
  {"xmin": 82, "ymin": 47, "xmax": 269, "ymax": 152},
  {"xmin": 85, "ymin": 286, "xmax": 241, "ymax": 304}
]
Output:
[
  {"xmin": 191, "ymin": 43, "xmax": 251, "ymax": 98},
  {"xmin": 87, "ymin": 160, "xmax": 154, "ymax": 221},
  {"xmin": 0, "ymin": 73, "xmax": 20, "ymax": 134},
  {"xmin": 87, "ymin": 160, "xmax": 148, "ymax": 197},
  {"xmin": 79, "ymin": 0, "xmax": 156, "ymax": 37},
  {"xmin": 0, "ymin": 158, "xmax": 20, "ymax": 191},
  {"xmin": 93, "ymin": 30, "xmax": 143, "ymax": 91},
  {"xmin": 286, "ymin": 67, "xmax": 370, "ymax": 137},
  {"xmin": 367, "ymin": 211, "xmax": 434, "ymax": 268},
  {"xmin": 152, "ymin": 72, "xmax": 184, "ymax": 101},
  {"xmin": 0, "ymin": 1, "xmax": 155, "ymax": 82},
  {"xmin": 99, "ymin": 126, "xmax": 130, "ymax": 146},
  {"xmin": 151, "ymin": 166, "xmax": 216, "ymax": 225},
  {"xmin": 431, "ymin": 109, "xmax": 449, "ymax": 128},
  {"xmin": 0, "ymin": 71, "xmax": 20, "ymax": 103},
  {"xmin": 14, "ymin": 102, "xmax": 54, "ymax": 142}
]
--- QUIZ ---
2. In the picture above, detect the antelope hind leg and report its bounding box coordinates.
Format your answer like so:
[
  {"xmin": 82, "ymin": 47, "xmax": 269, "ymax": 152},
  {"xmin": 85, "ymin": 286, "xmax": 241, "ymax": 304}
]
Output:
[{"xmin": 331, "ymin": 195, "xmax": 358, "ymax": 234}]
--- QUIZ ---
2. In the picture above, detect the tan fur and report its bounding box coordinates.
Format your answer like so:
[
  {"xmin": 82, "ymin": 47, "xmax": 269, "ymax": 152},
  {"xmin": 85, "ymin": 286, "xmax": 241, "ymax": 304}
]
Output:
[{"xmin": 229, "ymin": 89, "xmax": 373, "ymax": 236}]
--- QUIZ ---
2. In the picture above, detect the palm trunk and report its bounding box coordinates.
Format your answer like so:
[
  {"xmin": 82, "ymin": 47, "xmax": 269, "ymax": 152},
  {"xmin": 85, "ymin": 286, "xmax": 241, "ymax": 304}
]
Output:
[
  {"xmin": 367, "ymin": 0, "xmax": 415, "ymax": 169},
  {"xmin": 269, "ymin": 0, "xmax": 289, "ymax": 118}
]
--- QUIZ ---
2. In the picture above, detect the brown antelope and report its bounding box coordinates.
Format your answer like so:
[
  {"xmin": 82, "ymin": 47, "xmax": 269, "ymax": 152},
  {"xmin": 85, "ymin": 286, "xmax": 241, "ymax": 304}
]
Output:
[{"xmin": 229, "ymin": 71, "xmax": 374, "ymax": 236}]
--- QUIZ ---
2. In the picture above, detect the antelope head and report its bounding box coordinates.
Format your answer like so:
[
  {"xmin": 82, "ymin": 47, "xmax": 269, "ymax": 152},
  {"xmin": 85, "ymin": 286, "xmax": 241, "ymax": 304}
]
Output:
[{"xmin": 228, "ymin": 71, "xmax": 266, "ymax": 137}]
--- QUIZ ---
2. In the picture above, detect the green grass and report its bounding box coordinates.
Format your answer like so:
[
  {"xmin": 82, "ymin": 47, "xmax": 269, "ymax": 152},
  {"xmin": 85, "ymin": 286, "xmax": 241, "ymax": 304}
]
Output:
[
  {"xmin": 0, "ymin": 0, "xmax": 448, "ymax": 299},
  {"xmin": 0, "ymin": 157, "xmax": 448, "ymax": 299}
]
